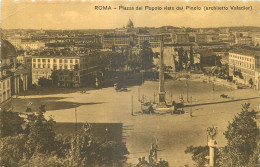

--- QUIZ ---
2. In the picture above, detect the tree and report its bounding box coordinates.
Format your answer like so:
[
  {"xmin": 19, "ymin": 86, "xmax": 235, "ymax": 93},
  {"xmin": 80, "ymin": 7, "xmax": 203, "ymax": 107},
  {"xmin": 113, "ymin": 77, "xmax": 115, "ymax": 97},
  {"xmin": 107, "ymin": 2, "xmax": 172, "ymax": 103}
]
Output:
[
  {"xmin": 139, "ymin": 41, "xmax": 154, "ymax": 70},
  {"xmin": 25, "ymin": 105, "xmax": 57, "ymax": 158},
  {"xmin": 190, "ymin": 45, "xmax": 194, "ymax": 68},
  {"xmin": 74, "ymin": 64, "xmax": 79, "ymax": 70},
  {"xmin": 249, "ymin": 78, "xmax": 254, "ymax": 88},
  {"xmin": 38, "ymin": 77, "xmax": 52, "ymax": 87},
  {"xmin": 0, "ymin": 134, "xmax": 27, "ymax": 167},
  {"xmin": 50, "ymin": 70, "xmax": 59, "ymax": 86},
  {"xmin": 185, "ymin": 103, "xmax": 259, "ymax": 167},
  {"xmin": 234, "ymin": 70, "xmax": 243, "ymax": 79},
  {"xmin": 0, "ymin": 109, "xmax": 25, "ymax": 138},
  {"xmin": 23, "ymin": 153, "xmax": 64, "ymax": 167},
  {"xmin": 66, "ymin": 128, "xmax": 129, "ymax": 166},
  {"xmin": 178, "ymin": 47, "xmax": 184, "ymax": 70},
  {"xmin": 127, "ymin": 57, "xmax": 140, "ymax": 72},
  {"xmin": 185, "ymin": 145, "xmax": 209, "ymax": 167},
  {"xmin": 220, "ymin": 103, "xmax": 259, "ymax": 167},
  {"xmin": 183, "ymin": 51, "xmax": 189, "ymax": 70},
  {"xmin": 107, "ymin": 52, "xmax": 126, "ymax": 71}
]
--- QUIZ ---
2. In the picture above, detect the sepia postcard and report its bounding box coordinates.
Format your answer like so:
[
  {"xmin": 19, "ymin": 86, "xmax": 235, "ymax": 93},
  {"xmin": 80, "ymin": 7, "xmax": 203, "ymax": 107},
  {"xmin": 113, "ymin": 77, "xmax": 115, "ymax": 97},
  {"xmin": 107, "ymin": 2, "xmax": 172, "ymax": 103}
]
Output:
[{"xmin": 1, "ymin": 0, "xmax": 260, "ymax": 167}]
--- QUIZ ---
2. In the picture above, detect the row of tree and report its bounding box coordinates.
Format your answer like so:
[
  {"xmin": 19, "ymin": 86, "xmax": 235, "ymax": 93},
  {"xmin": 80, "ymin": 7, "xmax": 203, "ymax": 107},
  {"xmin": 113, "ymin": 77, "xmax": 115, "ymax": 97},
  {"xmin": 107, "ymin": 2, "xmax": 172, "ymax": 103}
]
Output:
[
  {"xmin": 108, "ymin": 41, "xmax": 154, "ymax": 72},
  {"xmin": 0, "ymin": 106, "xmax": 129, "ymax": 167},
  {"xmin": 174, "ymin": 46, "xmax": 195, "ymax": 72}
]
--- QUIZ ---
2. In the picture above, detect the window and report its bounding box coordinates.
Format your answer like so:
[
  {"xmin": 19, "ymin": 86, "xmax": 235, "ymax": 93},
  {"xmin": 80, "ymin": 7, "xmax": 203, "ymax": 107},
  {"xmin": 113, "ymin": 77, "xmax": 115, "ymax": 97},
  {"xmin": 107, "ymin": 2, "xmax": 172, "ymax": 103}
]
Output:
[
  {"xmin": 65, "ymin": 59, "xmax": 68, "ymax": 63},
  {"xmin": 38, "ymin": 64, "xmax": 41, "ymax": 68},
  {"xmin": 47, "ymin": 64, "xmax": 50, "ymax": 68},
  {"xmin": 54, "ymin": 65, "xmax": 57, "ymax": 70},
  {"xmin": 48, "ymin": 59, "xmax": 50, "ymax": 63},
  {"xmin": 33, "ymin": 64, "xmax": 36, "ymax": 68},
  {"xmin": 43, "ymin": 64, "xmax": 46, "ymax": 68},
  {"xmin": 70, "ymin": 65, "xmax": 73, "ymax": 69},
  {"xmin": 3, "ymin": 82, "xmax": 6, "ymax": 89},
  {"xmin": 59, "ymin": 59, "xmax": 62, "ymax": 63},
  {"xmin": 3, "ymin": 92, "xmax": 6, "ymax": 101},
  {"xmin": 75, "ymin": 60, "xmax": 78, "ymax": 64},
  {"xmin": 60, "ymin": 65, "xmax": 63, "ymax": 70},
  {"xmin": 38, "ymin": 59, "xmax": 41, "ymax": 62},
  {"xmin": 64, "ymin": 65, "xmax": 68, "ymax": 70},
  {"xmin": 42, "ymin": 59, "xmax": 46, "ymax": 62},
  {"xmin": 33, "ymin": 59, "xmax": 36, "ymax": 62},
  {"xmin": 53, "ymin": 59, "xmax": 57, "ymax": 63},
  {"xmin": 70, "ymin": 60, "xmax": 73, "ymax": 63}
]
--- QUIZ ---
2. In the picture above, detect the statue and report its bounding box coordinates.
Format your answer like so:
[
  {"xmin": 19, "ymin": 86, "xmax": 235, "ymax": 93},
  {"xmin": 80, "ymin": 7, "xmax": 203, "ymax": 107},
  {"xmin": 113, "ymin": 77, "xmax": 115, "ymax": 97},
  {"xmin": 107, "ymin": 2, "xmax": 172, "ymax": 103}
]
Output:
[
  {"xmin": 207, "ymin": 126, "xmax": 218, "ymax": 140},
  {"xmin": 83, "ymin": 122, "xmax": 92, "ymax": 134}
]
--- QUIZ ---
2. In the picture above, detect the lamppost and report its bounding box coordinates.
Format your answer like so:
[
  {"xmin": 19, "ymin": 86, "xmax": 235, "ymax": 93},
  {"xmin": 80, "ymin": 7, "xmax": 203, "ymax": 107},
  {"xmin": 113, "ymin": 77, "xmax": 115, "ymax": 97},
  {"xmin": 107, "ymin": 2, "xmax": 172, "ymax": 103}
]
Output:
[
  {"xmin": 186, "ymin": 79, "xmax": 189, "ymax": 103},
  {"xmin": 190, "ymin": 96, "xmax": 192, "ymax": 117},
  {"xmin": 169, "ymin": 92, "xmax": 173, "ymax": 104},
  {"xmin": 153, "ymin": 92, "xmax": 157, "ymax": 104},
  {"xmin": 75, "ymin": 108, "xmax": 78, "ymax": 132},
  {"xmin": 212, "ymin": 78, "xmax": 216, "ymax": 91},
  {"xmin": 131, "ymin": 95, "xmax": 134, "ymax": 116}
]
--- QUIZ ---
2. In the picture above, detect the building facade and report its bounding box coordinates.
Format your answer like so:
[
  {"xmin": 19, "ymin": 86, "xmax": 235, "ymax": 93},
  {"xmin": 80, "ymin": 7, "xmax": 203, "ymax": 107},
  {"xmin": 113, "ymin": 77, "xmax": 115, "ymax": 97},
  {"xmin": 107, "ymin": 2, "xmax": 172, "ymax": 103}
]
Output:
[
  {"xmin": 175, "ymin": 34, "xmax": 190, "ymax": 44},
  {"xmin": 102, "ymin": 34, "xmax": 132, "ymax": 49},
  {"xmin": 1, "ymin": 74, "xmax": 12, "ymax": 111},
  {"xmin": 31, "ymin": 50, "xmax": 106, "ymax": 87},
  {"xmin": 137, "ymin": 34, "xmax": 161, "ymax": 48},
  {"xmin": 32, "ymin": 54, "xmax": 82, "ymax": 84},
  {"xmin": 228, "ymin": 48, "xmax": 260, "ymax": 89},
  {"xmin": 196, "ymin": 34, "xmax": 219, "ymax": 43},
  {"xmin": 21, "ymin": 41, "xmax": 45, "ymax": 50}
]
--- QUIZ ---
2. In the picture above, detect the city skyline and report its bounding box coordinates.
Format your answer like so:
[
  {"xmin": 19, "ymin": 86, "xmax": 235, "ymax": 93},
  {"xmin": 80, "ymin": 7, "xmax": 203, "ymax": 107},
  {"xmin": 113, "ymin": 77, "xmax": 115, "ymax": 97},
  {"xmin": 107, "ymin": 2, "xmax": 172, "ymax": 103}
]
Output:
[{"xmin": 2, "ymin": 1, "xmax": 260, "ymax": 30}]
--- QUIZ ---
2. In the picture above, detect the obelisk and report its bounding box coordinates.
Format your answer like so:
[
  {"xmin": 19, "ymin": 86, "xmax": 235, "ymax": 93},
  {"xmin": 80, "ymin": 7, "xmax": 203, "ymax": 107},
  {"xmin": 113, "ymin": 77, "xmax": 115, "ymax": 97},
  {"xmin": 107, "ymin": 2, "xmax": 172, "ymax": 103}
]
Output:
[{"xmin": 158, "ymin": 36, "xmax": 166, "ymax": 107}]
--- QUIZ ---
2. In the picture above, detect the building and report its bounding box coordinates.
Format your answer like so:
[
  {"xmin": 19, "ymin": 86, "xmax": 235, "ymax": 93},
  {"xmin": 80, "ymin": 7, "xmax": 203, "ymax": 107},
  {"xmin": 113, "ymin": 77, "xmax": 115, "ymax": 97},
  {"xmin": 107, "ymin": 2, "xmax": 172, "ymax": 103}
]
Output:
[
  {"xmin": 21, "ymin": 41, "xmax": 45, "ymax": 50},
  {"xmin": 175, "ymin": 34, "xmax": 190, "ymax": 44},
  {"xmin": 1, "ymin": 40, "xmax": 30, "ymax": 111},
  {"xmin": 235, "ymin": 37, "xmax": 253, "ymax": 46},
  {"xmin": 219, "ymin": 33, "xmax": 235, "ymax": 45},
  {"xmin": 102, "ymin": 34, "xmax": 132, "ymax": 49},
  {"xmin": 1, "ymin": 73, "xmax": 12, "ymax": 111},
  {"xmin": 31, "ymin": 50, "xmax": 83, "ymax": 84},
  {"xmin": 126, "ymin": 19, "xmax": 134, "ymax": 29},
  {"xmin": 31, "ymin": 50, "xmax": 106, "ymax": 87},
  {"xmin": 196, "ymin": 34, "xmax": 219, "ymax": 43},
  {"xmin": 8, "ymin": 37, "xmax": 22, "ymax": 49},
  {"xmin": 1, "ymin": 40, "xmax": 17, "ymax": 68},
  {"xmin": 253, "ymin": 34, "xmax": 260, "ymax": 47},
  {"xmin": 136, "ymin": 34, "xmax": 161, "ymax": 48},
  {"xmin": 229, "ymin": 48, "xmax": 260, "ymax": 89},
  {"xmin": 56, "ymin": 70, "xmax": 81, "ymax": 87}
]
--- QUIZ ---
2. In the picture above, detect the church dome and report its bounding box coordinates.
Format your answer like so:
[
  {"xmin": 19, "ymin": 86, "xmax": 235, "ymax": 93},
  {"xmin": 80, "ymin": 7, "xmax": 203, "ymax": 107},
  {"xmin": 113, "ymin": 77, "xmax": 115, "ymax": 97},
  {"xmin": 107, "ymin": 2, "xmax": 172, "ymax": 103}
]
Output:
[
  {"xmin": 1, "ymin": 40, "xmax": 17, "ymax": 59},
  {"xmin": 126, "ymin": 19, "xmax": 134, "ymax": 29}
]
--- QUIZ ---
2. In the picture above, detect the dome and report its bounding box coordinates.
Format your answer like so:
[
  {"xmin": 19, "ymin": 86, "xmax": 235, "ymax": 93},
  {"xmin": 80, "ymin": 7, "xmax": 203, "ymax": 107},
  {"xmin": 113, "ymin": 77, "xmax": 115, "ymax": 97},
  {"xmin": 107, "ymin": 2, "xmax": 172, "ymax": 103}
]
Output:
[
  {"xmin": 1, "ymin": 40, "xmax": 17, "ymax": 59},
  {"xmin": 126, "ymin": 19, "xmax": 134, "ymax": 29}
]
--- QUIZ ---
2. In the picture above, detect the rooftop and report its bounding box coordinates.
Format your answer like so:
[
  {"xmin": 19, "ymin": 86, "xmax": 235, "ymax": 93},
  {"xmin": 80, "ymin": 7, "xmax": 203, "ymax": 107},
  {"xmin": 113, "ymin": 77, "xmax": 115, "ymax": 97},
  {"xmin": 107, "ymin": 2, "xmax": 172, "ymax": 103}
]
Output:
[
  {"xmin": 32, "ymin": 49, "xmax": 81, "ymax": 58},
  {"xmin": 229, "ymin": 48, "xmax": 260, "ymax": 57},
  {"xmin": 1, "ymin": 40, "xmax": 17, "ymax": 59}
]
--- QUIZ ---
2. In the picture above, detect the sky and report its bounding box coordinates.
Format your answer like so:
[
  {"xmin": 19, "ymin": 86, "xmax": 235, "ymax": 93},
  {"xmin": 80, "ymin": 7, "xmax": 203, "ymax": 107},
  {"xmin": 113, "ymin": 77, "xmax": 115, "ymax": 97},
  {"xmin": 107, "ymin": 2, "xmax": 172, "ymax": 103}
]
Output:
[{"xmin": 1, "ymin": 0, "xmax": 260, "ymax": 29}]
